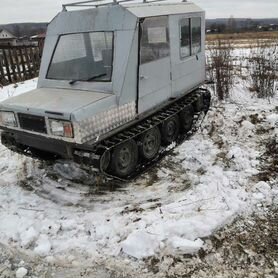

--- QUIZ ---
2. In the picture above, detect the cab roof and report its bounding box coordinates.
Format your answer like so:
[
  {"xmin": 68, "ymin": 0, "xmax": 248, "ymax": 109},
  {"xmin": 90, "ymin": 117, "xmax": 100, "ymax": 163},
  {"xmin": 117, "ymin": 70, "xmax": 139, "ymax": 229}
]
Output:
[
  {"xmin": 62, "ymin": 0, "xmax": 203, "ymax": 18},
  {"xmin": 123, "ymin": 2, "xmax": 203, "ymax": 17},
  {"xmin": 47, "ymin": 1, "xmax": 203, "ymax": 35}
]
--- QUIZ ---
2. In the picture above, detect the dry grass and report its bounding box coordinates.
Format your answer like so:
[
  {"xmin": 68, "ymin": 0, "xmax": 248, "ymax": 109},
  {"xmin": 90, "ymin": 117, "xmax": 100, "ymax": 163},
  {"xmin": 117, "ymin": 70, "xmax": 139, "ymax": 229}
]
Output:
[
  {"xmin": 206, "ymin": 31, "xmax": 278, "ymax": 48},
  {"xmin": 206, "ymin": 31, "xmax": 278, "ymax": 41}
]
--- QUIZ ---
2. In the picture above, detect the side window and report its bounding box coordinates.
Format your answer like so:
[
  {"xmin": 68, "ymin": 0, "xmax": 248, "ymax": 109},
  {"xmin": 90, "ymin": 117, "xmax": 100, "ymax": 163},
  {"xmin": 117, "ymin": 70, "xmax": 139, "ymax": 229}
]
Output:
[
  {"xmin": 180, "ymin": 18, "xmax": 190, "ymax": 58},
  {"xmin": 140, "ymin": 16, "xmax": 170, "ymax": 64},
  {"xmin": 179, "ymin": 17, "xmax": 202, "ymax": 59},
  {"xmin": 191, "ymin": 17, "xmax": 201, "ymax": 55}
]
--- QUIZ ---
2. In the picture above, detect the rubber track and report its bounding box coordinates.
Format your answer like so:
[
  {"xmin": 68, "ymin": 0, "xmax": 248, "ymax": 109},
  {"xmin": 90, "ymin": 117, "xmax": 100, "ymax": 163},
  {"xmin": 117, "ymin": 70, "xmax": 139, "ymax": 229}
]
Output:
[{"xmin": 94, "ymin": 88, "xmax": 211, "ymax": 182}]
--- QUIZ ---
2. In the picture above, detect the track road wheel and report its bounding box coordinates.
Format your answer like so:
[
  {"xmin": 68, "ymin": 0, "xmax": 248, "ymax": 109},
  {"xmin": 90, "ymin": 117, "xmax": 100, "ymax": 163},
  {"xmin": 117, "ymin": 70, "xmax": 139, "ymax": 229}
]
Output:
[
  {"xmin": 203, "ymin": 90, "xmax": 211, "ymax": 113},
  {"xmin": 139, "ymin": 126, "xmax": 161, "ymax": 160},
  {"xmin": 179, "ymin": 104, "xmax": 194, "ymax": 133},
  {"xmin": 110, "ymin": 139, "xmax": 138, "ymax": 178},
  {"xmin": 193, "ymin": 94, "xmax": 204, "ymax": 112},
  {"xmin": 161, "ymin": 115, "xmax": 180, "ymax": 146}
]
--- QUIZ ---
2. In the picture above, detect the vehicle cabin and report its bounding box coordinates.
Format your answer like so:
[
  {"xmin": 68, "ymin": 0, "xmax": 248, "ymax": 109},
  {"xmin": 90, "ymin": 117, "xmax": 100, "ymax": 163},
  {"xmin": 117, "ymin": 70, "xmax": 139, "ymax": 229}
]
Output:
[{"xmin": 37, "ymin": 0, "xmax": 205, "ymax": 142}]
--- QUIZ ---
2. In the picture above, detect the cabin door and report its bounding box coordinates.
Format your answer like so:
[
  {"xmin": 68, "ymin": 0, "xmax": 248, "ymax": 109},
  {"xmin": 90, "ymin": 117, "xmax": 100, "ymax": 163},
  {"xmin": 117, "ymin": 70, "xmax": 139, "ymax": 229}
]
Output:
[
  {"xmin": 169, "ymin": 15, "xmax": 205, "ymax": 98},
  {"xmin": 138, "ymin": 16, "xmax": 171, "ymax": 114}
]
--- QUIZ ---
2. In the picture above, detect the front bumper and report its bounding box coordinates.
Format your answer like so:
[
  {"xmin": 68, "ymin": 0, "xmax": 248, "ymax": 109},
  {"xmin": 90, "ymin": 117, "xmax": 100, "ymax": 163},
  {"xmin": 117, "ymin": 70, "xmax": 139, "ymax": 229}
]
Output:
[{"xmin": 1, "ymin": 128, "xmax": 74, "ymax": 158}]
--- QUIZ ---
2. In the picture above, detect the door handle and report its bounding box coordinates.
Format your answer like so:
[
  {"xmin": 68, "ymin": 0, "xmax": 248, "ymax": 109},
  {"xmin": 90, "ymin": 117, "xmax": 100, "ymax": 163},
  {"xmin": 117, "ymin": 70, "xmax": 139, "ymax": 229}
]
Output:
[{"xmin": 140, "ymin": 75, "xmax": 148, "ymax": 80}]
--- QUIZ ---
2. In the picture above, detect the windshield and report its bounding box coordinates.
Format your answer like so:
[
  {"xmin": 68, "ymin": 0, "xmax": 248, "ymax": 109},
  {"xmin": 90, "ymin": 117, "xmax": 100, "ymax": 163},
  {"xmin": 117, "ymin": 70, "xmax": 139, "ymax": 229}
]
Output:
[{"xmin": 47, "ymin": 32, "xmax": 113, "ymax": 82}]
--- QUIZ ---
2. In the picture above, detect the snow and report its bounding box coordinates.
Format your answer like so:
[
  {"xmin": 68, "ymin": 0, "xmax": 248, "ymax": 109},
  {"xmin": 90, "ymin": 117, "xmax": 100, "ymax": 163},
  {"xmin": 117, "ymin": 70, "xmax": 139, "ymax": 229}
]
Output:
[
  {"xmin": 266, "ymin": 114, "xmax": 278, "ymax": 128},
  {"xmin": 0, "ymin": 76, "xmax": 277, "ymax": 267},
  {"xmin": 121, "ymin": 230, "xmax": 161, "ymax": 259},
  {"xmin": 16, "ymin": 267, "xmax": 28, "ymax": 278},
  {"xmin": 20, "ymin": 226, "xmax": 39, "ymax": 248},
  {"xmin": 167, "ymin": 237, "xmax": 204, "ymax": 255},
  {"xmin": 34, "ymin": 234, "xmax": 52, "ymax": 256},
  {"xmin": 0, "ymin": 79, "xmax": 37, "ymax": 102}
]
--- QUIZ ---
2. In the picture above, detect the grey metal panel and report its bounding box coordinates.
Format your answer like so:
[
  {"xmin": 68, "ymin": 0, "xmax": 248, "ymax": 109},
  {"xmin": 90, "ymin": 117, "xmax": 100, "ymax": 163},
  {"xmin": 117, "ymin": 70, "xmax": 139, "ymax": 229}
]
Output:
[
  {"xmin": 38, "ymin": 79, "xmax": 113, "ymax": 93},
  {"xmin": 37, "ymin": 35, "xmax": 58, "ymax": 88},
  {"xmin": 112, "ymin": 29, "xmax": 138, "ymax": 104},
  {"xmin": 72, "ymin": 94, "xmax": 117, "ymax": 121},
  {"xmin": 47, "ymin": 6, "xmax": 137, "ymax": 35},
  {"xmin": 139, "ymin": 84, "xmax": 171, "ymax": 113},
  {"xmin": 171, "ymin": 65, "xmax": 205, "ymax": 96},
  {"xmin": 138, "ymin": 57, "xmax": 171, "ymax": 113},
  {"xmin": 125, "ymin": 2, "xmax": 203, "ymax": 18},
  {"xmin": 0, "ymin": 88, "xmax": 111, "ymax": 120},
  {"xmin": 118, "ymin": 26, "xmax": 139, "ymax": 106},
  {"xmin": 169, "ymin": 12, "xmax": 206, "ymax": 98},
  {"xmin": 74, "ymin": 101, "xmax": 136, "ymax": 143}
]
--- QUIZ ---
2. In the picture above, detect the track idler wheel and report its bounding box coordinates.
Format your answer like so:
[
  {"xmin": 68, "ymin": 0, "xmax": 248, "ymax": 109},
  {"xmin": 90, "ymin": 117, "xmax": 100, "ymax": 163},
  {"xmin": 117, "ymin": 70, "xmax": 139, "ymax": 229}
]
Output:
[
  {"xmin": 139, "ymin": 126, "xmax": 161, "ymax": 160},
  {"xmin": 179, "ymin": 104, "xmax": 194, "ymax": 133},
  {"xmin": 110, "ymin": 139, "xmax": 138, "ymax": 178},
  {"xmin": 161, "ymin": 115, "xmax": 180, "ymax": 145}
]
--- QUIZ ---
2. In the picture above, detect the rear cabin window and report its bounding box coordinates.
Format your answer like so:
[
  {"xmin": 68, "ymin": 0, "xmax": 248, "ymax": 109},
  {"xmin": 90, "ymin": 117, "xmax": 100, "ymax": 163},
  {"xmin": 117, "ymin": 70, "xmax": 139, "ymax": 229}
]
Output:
[
  {"xmin": 140, "ymin": 16, "xmax": 170, "ymax": 64},
  {"xmin": 191, "ymin": 17, "xmax": 201, "ymax": 55},
  {"xmin": 180, "ymin": 17, "xmax": 202, "ymax": 58},
  {"xmin": 47, "ymin": 32, "xmax": 113, "ymax": 82},
  {"xmin": 180, "ymin": 18, "xmax": 190, "ymax": 58}
]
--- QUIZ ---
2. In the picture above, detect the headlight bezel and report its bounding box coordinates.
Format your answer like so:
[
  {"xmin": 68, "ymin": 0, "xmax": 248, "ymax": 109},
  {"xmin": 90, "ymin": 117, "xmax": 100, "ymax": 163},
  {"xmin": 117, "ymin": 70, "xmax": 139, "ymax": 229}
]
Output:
[
  {"xmin": 0, "ymin": 111, "xmax": 18, "ymax": 127},
  {"xmin": 48, "ymin": 118, "xmax": 74, "ymax": 138}
]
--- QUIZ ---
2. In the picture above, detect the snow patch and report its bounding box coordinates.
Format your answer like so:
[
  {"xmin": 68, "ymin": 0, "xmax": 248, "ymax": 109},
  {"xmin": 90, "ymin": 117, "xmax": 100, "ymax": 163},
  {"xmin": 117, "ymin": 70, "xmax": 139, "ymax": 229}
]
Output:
[
  {"xmin": 20, "ymin": 226, "xmax": 38, "ymax": 248},
  {"xmin": 16, "ymin": 267, "xmax": 28, "ymax": 278},
  {"xmin": 34, "ymin": 235, "xmax": 52, "ymax": 257},
  {"xmin": 0, "ymin": 79, "xmax": 37, "ymax": 102},
  {"xmin": 121, "ymin": 230, "xmax": 161, "ymax": 259},
  {"xmin": 266, "ymin": 114, "xmax": 278, "ymax": 128},
  {"xmin": 167, "ymin": 237, "xmax": 204, "ymax": 254}
]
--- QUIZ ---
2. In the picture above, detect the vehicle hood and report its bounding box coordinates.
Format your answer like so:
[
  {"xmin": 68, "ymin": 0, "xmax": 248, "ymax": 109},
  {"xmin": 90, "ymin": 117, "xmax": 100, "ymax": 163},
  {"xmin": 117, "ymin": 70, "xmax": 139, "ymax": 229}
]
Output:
[{"xmin": 0, "ymin": 87, "xmax": 112, "ymax": 120}]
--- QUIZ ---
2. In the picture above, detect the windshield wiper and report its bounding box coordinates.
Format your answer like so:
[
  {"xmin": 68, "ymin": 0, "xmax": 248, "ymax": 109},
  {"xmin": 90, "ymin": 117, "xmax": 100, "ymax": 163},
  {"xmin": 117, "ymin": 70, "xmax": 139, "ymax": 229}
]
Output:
[
  {"xmin": 69, "ymin": 73, "xmax": 107, "ymax": 85},
  {"xmin": 86, "ymin": 73, "xmax": 107, "ymax": 81}
]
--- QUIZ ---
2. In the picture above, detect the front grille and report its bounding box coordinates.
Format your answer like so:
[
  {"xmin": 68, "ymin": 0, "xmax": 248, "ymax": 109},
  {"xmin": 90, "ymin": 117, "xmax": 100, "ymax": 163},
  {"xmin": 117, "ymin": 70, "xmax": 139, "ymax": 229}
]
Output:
[{"xmin": 18, "ymin": 113, "xmax": 47, "ymax": 134}]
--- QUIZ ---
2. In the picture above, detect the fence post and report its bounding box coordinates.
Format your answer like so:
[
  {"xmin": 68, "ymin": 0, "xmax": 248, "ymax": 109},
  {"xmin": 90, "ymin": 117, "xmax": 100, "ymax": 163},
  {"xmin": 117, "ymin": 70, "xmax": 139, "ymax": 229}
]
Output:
[
  {"xmin": 0, "ymin": 55, "xmax": 6, "ymax": 85},
  {"xmin": 18, "ymin": 47, "xmax": 27, "ymax": 79},
  {"xmin": 2, "ymin": 49, "xmax": 12, "ymax": 83},
  {"xmin": 7, "ymin": 47, "xmax": 17, "ymax": 82},
  {"xmin": 13, "ymin": 47, "xmax": 22, "ymax": 82}
]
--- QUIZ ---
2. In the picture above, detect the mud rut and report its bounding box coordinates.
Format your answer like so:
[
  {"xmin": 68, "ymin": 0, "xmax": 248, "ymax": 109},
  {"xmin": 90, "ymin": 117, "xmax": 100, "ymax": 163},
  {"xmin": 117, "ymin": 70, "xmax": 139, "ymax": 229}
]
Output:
[{"xmin": 14, "ymin": 110, "xmax": 207, "ymax": 209}]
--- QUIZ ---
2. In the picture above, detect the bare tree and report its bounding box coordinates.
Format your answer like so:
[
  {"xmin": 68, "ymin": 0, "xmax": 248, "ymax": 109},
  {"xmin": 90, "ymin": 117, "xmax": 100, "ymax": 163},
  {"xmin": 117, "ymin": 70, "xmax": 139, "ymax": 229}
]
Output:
[
  {"xmin": 206, "ymin": 39, "xmax": 234, "ymax": 100},
  {"xmin": 247, "ymin": 40, "xmax": 278, "ymax": 99}
]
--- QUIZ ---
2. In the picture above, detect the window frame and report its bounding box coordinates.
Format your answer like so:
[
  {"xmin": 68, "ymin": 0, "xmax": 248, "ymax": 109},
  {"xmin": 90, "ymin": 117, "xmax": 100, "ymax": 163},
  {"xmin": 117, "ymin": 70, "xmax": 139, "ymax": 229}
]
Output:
[
  {"xmin": 179, "ymin": 17, "xmax": 202, "ymax": 60},
  {"xmin": 46, "ymin": 31, "xmax": 114, "ymax": 83},
  {"xmin": 179, "ymin": 18, "xmax": 191, "ymax": 59},
  {"xmin": 139, "ymin": 16, "xmax": 170, "ymax": 65}
]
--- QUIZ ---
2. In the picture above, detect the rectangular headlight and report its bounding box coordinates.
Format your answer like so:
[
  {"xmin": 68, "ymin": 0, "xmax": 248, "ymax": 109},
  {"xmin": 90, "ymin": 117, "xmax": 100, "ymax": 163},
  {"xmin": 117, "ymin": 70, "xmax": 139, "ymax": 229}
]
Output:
[
  {"xmin": 0, "ymin": 111, "xmax": 17, "ymax": 127},
  {"xmin": 49, "ymin": 119, "xmax": 73, "ymax": 138}
]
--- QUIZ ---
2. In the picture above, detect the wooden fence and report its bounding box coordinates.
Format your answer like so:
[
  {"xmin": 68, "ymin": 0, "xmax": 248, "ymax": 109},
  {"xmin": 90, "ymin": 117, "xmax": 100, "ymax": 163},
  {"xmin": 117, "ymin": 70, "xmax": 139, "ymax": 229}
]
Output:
[{"xmin": 0, "ymin": 45, "xmax": 42, "ymax": 86}]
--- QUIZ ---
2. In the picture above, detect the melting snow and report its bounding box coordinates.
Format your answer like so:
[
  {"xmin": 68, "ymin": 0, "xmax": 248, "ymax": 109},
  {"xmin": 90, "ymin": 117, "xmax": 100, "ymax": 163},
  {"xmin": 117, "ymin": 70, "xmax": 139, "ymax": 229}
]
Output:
[{"xmin": 15, "ymin": 267, "xmax": 28, "ymax": 278}]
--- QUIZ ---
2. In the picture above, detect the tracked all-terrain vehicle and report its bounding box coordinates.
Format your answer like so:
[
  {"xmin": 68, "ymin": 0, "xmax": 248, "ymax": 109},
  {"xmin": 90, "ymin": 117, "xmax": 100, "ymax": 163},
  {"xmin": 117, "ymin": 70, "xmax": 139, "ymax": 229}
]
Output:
[{"xmin": 0, "ymin": 0, "xmax": 211, "ymax": 179}]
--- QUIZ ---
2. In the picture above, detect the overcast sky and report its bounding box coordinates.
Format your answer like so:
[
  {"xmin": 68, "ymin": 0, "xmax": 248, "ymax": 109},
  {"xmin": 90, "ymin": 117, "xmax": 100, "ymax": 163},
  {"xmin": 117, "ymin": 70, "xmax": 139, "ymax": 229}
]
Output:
[{"xmin": 0, "ymin": 0, "xmax": 278, "ymax": 24}]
